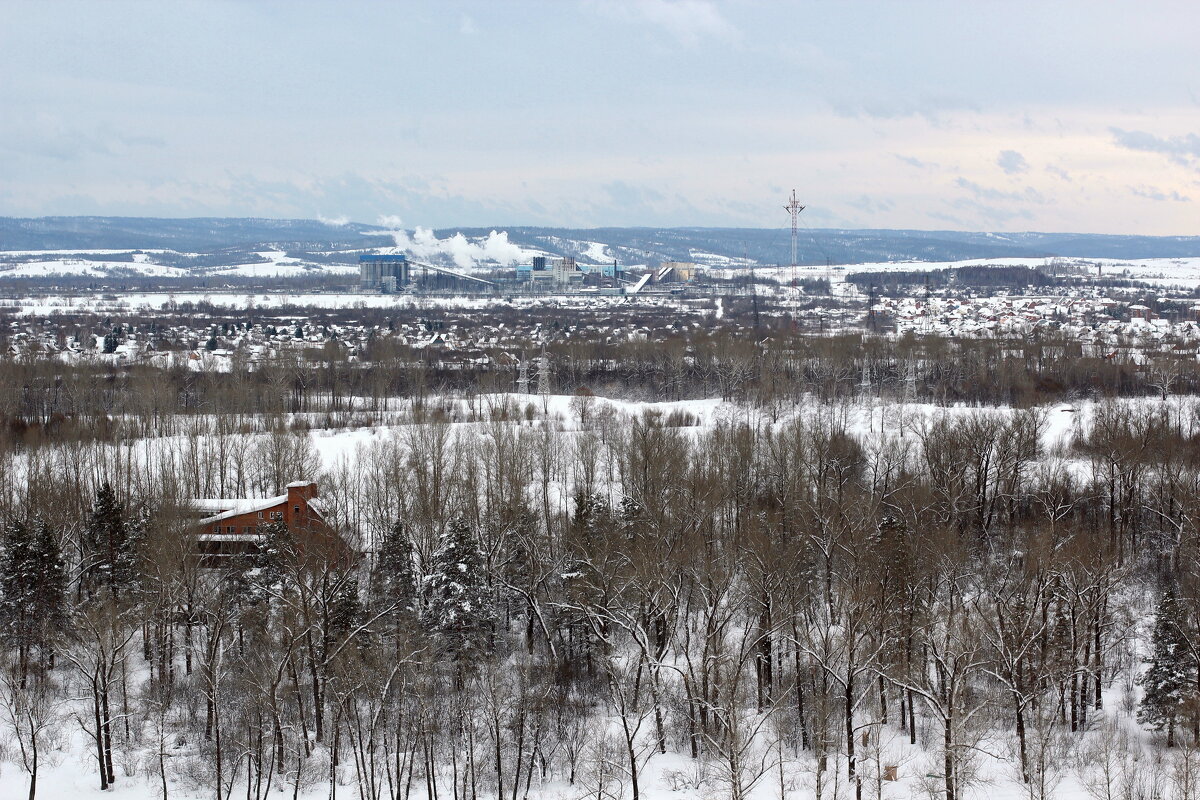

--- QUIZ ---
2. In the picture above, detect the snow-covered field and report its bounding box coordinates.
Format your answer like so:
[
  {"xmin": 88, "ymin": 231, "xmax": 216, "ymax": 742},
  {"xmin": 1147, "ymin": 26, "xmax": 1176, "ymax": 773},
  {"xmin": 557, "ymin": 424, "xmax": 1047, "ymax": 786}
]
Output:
[
  {"xmin": 712, "ymin": 257, "xmax": 1200, "ymax": 291},
  {"xmin": 850, "ymin": 256, "xmax": 1200, "ymax": 288},
  {"xmin": 0, "ymin": 248, "xmax": 348, "ymax": 279},
  {"xmin": 206, "ymin": 250, "xmax": 356, "ymax": 278},
  {"xmin": 1, "ymin": 291, "xmax": 497, "ymax": 315},
  {"xmin": 0, "ymin": 257, "xmax": 189, "ymax": 278},
  {"xmin": 0, "ymin": 290, "xmax": 712, "ymax": 317}
]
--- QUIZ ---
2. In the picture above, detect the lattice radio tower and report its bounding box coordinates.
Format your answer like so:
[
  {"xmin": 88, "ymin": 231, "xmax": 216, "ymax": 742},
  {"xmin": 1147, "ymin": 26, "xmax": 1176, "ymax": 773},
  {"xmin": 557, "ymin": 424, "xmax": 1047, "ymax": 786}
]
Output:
[{"xmin": 784, "ymin": 189, "xmax": 805, "ymax": 285}]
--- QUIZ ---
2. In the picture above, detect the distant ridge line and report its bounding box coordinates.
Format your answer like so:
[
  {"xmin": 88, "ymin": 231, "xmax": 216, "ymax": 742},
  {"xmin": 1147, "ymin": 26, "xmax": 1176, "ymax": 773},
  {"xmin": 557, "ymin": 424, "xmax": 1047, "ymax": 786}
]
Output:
[{"xmin": 2, "ymin": 217, "xmax": 1199, "ymax": 262}]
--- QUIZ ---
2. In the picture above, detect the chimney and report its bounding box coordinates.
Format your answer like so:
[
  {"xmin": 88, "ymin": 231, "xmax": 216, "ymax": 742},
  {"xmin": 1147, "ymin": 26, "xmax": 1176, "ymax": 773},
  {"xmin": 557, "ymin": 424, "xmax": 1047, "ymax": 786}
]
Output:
[{"xmin": 286, "ymin": 481, "xmax": 318, "ymax": 504}]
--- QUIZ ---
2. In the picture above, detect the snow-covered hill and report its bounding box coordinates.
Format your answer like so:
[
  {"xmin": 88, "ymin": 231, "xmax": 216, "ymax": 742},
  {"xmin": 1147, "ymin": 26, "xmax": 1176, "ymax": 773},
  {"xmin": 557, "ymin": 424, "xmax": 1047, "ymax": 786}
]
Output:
[
  {"xmin": 4, "ymin": 218, "xmax": 1200, "ymax": 284},
  {"xmin": 4, "ymin": 217, "xmax": 1200, "ymax": 280}
]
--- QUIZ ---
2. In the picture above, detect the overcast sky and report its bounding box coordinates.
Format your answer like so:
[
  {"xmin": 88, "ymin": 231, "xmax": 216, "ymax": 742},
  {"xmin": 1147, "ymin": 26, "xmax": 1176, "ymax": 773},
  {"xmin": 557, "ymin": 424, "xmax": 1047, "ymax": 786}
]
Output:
[{"xmin": 2, "ymin": 0, "xmax": 1198, "ymax": 234}]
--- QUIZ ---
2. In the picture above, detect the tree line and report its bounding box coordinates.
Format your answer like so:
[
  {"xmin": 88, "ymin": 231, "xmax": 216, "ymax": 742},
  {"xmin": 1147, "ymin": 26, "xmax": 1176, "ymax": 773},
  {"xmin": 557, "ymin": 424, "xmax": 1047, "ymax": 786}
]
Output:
[{"xmin": 5, "ymin": 322, "xmax": 1200, "ymax": 452}]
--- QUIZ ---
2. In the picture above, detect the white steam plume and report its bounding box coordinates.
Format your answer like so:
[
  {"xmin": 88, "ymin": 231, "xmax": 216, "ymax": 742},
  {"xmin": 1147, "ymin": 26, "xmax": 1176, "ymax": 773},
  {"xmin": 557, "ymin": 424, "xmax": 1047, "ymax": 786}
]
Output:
[{"xmin": 376, "ymin": 216, "xmax": 524, "ymax": 269}]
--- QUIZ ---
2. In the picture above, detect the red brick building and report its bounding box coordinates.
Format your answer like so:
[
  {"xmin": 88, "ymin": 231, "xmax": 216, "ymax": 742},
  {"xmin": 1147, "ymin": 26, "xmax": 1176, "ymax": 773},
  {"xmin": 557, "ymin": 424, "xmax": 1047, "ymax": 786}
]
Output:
[{"xmin": 184, "ymin": 481, "xmax": 352, "ymax": 566}]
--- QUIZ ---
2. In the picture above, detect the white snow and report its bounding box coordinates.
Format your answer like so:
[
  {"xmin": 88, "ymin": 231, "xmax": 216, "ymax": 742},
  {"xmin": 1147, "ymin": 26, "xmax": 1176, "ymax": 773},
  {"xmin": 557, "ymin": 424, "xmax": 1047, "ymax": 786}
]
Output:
[
  {"xmin": 713, "ymin": 256, "xmax": 1200, "ymax": 290},
  {"xmin": 579, "ymin": 241, "xmax": 612, "ymax": 263},
  {"xmin": 0, "ymin": 258, "xmax": 189, "ymax": 278}
]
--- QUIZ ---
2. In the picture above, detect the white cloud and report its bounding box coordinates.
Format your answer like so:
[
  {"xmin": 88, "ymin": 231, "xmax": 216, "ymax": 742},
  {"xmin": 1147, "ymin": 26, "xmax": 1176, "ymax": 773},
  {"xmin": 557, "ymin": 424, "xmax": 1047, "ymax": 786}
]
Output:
[{"xmin": 601, "ymin": 0, "xmax": 737, "ymax": 46}]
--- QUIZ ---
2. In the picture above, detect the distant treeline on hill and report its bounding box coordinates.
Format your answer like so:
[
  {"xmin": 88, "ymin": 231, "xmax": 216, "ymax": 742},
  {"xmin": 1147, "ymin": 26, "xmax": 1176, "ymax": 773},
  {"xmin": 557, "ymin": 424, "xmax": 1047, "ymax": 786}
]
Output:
[{"xmin": 846, "ymin": 264, "xmax": 1152, "ymax": 293}]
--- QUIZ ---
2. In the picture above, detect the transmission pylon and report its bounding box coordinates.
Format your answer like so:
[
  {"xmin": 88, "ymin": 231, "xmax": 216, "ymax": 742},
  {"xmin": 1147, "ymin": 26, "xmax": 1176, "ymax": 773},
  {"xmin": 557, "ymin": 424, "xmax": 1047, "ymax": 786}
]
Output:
[
  {"xmin": 784, "ymin": 189, "xmax": 805, "ymax": 286},
  {"xmin": 517, "ymin": 353, "xmax": 530, "ymax": 394},
  {"xmin": 536, "ymin": 347, "xmax": 550, "ymax": 397}
]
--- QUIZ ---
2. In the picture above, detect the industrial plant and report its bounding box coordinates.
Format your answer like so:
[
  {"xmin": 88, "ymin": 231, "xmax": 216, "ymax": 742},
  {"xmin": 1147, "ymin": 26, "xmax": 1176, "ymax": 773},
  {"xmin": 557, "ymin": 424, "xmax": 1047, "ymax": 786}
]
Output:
[
  {"xmin": 356, "ymin": 252, "xmax": 699, "ymax": 296},
  {"xmin": 356, "ymin": 190, "xmax": 812, "ymax": 298},
  {"xmin": 358, "ymin": 254, "xmax": 497, "ymax": 292}
]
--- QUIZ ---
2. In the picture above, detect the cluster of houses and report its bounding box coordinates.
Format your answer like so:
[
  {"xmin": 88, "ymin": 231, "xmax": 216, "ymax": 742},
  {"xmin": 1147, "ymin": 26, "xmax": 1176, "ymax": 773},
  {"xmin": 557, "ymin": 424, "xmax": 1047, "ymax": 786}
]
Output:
[
  {"xmin": 1, "ymin": 297, "xmax": 727, "ymax": 371},
  {"xmin": 10, "ymin": 289, "xmax": 1200, "ymax": 373},
  {"xmin": 870, "ymin": 295, "xmax": 1200, "ymax": 349}
]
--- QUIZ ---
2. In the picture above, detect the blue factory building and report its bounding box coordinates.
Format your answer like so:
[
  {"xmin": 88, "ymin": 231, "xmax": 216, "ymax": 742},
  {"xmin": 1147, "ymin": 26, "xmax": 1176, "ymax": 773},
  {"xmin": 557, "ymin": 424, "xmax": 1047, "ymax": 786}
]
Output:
[{"xmin": 359, "ymin": 254, "xmax": 409, "ymax": 292}]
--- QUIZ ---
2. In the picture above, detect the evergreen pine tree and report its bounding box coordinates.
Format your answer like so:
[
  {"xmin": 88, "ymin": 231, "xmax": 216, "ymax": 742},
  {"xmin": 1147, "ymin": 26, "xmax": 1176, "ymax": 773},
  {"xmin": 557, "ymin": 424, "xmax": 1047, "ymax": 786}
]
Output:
[
  {"xmin": 564, "ymin": 490, "xmax": 610, "ymax": 614},
  {"xmin": 0, "ymin": 517, "xmax": 68, "ymax": 677},
  {"xmin": 421, "ymin": 517, "xmax": 495, "ymax": 661},
  {"xmin": 0, "ymin": 519, "xmax": 35, "ymax": 673},
  {"xmin": 571, "ymin": 489, "xmax": 605, "ymax": 548},
  {"xmin": 328, "ymin": 573, "xmax": 364, "ymax": 644},
  {"xmin": 118, "ymin": 507, "xmax": 149, "ymax": 593},
  {"xmin": 83, "ymin": 483, "xmax": 139, "ymax": 601},
  {"xmin": 499, "ymin": 505, "xmax": 536, "ymax": 584},
  {"xmin": 240, "ymin": 520, "xmax": 292, "ymax": 604},
  {"xmin": 497, "ymin": 504, "xmax": 538, "ymax": 642},
  {"xmin": 373, "ymin": 519, "xmax": 417, "ymax": 617},
  {"xmin": 31, "ymin": 517, "xmax": 68, "ymax": 640},
  {"xmin": 1139, "ymin": 583, "xmax": 1193, "ymax": 746},
  {"xmin": 618, "ymin": 496, "xmax": 644, "ymax": 543},
  {"xmin": 224, "ymin": 520, "xmax": 292, "ymax": 651}
]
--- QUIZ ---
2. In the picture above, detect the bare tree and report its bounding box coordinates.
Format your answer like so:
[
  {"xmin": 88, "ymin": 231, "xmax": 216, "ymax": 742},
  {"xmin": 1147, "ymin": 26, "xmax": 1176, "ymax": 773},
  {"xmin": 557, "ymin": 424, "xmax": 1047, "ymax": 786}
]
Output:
[{"xmin": 2, "ymin": 668, "xmax": 62, "ymax": 800}]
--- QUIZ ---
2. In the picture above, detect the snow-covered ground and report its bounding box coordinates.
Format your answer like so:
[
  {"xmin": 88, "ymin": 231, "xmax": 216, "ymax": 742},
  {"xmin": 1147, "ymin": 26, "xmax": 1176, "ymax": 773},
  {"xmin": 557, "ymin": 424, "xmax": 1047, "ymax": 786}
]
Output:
[
  {"xmin": 0, "ymin": 258, "xmax": 190, "ymax": 278},
  {"xmin": 207, "ymin": 250, "xmax": 356, "ymax": 277},
  {"xmin": 712, "ymin": 256, "xmax": 1200, "ymax": 290},
  {"xmin": 0, "ymin": 290, "xmax": 713, "ymax": 317},
  {"xmin": 0, "ymin": 248, "xmax": 182, "ymax": 257},
  {"xmin": 0, "ymin": 248, "xmax": 345, "ymax": 279},
  {"xmin": 688, "ymin": 248, "xmax": 757, "ymax": 267},
  {"xmin": 1, "ymin": 291, "xmax": 500, "ymax": 315},
  {"xmin": 579, "ymin": 241, "xmax": 612, "ymax": 263}
]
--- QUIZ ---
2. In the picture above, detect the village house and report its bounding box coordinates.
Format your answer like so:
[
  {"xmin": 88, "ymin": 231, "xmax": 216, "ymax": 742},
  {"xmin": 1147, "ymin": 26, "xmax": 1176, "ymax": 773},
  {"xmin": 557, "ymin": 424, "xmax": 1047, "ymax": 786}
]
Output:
[{"xmin": 183, "ymin": 481, "xmax": 352, "ymax": 567}]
